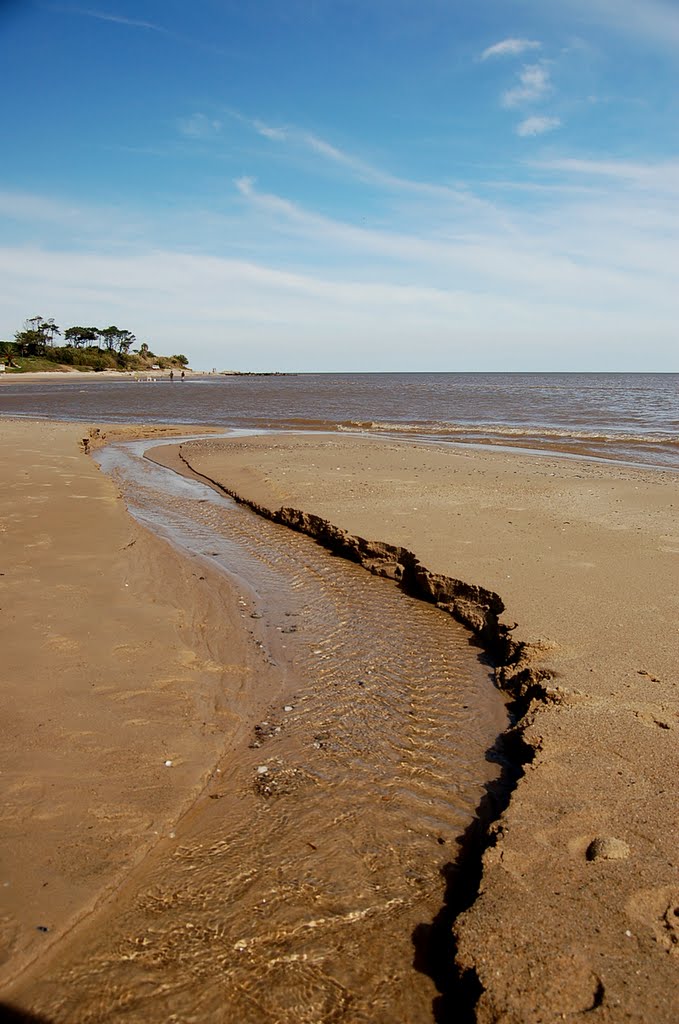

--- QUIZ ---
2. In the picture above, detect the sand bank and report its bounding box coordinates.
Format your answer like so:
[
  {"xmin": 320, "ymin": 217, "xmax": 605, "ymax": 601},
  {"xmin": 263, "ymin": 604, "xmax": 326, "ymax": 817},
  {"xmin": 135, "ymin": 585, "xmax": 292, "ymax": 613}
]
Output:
[
  {"xmin": 0, "ymin": 420, "xmax": 256, "ymax": 993},
  {"xmin": 175, "ymin": 432, "xmax": 679, "ymax": 1023}
]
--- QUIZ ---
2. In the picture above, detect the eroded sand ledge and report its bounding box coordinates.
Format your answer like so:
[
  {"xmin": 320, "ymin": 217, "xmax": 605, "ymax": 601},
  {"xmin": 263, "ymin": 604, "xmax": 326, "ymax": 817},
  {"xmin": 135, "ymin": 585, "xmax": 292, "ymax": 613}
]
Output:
[{"xmin": 176, "ymin": 432, "xmax": 679, "ymax": 1024}]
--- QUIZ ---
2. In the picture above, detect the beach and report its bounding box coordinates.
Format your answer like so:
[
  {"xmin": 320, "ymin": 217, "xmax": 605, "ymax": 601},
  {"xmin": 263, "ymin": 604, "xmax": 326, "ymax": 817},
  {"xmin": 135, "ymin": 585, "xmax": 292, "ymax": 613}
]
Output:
[
  {"xmin": 1, "ymin": 418, "xmax": 677, "ymax": 1022},
  {"xmin": 174, "ymin": 432, "xmax": 679, "ymax": 1020}
]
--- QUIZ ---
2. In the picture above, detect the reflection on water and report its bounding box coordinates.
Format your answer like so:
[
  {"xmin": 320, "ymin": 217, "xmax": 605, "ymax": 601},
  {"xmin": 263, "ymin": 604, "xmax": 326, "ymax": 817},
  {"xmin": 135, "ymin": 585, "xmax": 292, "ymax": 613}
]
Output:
[{"xmin": 12, "ymin": 439, "xmax": 508, "ymax": 1023}]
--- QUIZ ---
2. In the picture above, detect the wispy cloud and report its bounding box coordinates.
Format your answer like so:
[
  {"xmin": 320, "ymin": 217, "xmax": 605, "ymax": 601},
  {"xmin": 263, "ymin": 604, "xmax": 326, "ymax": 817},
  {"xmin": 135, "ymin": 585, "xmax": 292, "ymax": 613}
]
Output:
[
  {"xmin": 231, "ymin": 173, "xmax": 678, "ymax": 319},
  {"xmin": 516, "ymin": 116, "xmax": 561, "ymax": 137},
  {"xmin": 234, "ymin": 113, "xmax": 502, "ymax": 226},
  {"xmin": 253, "ymin": 119, "xmax": 288, "ymax": 141},
  {"xmin": 481, "ymin": 38, "xmax": 541, "ymax": 60},
  {"xmin": 178, "ymin": 113, "xmax": 222, "ymax": 139},
  {"xmin": 502, "ymin": 63, "xmax": 552, "ymax": 108},
  {"xmin": 49, "ymin": 6, "xmax": 168, "ymax": 34},
  {"xmin": 534, "ymin": 157, "xmax": 679, "ymax": 193},
  {"xmin": 49, "ymin": 5, "xmax": 234, "ymax": 56}
]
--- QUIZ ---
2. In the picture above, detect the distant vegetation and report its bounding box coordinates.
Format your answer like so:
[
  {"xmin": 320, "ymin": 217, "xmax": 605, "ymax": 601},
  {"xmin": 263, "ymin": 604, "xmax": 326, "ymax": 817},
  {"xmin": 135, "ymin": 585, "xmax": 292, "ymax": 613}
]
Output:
[{"xmin": 1, "ymin": 316, "xmax": 189, "ymax": 373}]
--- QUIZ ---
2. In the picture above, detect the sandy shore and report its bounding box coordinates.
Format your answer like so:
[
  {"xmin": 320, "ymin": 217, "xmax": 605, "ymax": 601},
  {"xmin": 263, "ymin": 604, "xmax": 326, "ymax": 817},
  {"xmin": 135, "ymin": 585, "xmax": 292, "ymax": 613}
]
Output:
[
  {"xmin": 0, "ymin": 421, "xmax": 258, "ymax": 996},
  {"xmin": 1, "ymin": 422, "xmax": 676, "ymax": 1022},
  {"xmin": 176, "ymin": 432, "xmax": 679, "ymax": 1023},
  {"xmin": 0, "ymin": 369, "xmax": 203, "ymax": 381}
]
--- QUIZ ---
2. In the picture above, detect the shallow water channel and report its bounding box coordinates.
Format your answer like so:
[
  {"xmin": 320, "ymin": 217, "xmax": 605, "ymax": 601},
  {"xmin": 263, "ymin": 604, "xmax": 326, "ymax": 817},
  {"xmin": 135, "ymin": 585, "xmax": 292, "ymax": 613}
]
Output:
[{"xmin": 26, "ymin": 436, "xmax": 509, "ymax": 1023}]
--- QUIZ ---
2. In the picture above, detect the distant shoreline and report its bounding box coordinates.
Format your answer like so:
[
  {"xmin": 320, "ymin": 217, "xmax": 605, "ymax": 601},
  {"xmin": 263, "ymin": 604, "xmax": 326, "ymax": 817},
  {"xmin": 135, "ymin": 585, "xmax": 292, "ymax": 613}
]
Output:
[{"xmin": 0, "ymin": 368, "xmax": 292, "ymax": 381}]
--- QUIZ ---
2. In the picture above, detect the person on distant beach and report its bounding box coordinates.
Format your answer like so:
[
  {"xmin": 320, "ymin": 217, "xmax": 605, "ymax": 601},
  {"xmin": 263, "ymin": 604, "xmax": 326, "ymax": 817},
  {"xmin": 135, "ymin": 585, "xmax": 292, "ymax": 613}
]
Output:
[
  {"xmin": 170, "ymin": 370, "xmax": 174, "ymax": 381},
  {"xmin": 181, "ymin": 370, "xmax": 185, "ymax": 380}
]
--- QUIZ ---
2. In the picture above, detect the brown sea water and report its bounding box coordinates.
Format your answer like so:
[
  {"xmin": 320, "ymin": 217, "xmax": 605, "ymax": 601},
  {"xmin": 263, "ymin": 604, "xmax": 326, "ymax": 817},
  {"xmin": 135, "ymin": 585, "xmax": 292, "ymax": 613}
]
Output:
[
  {"xmin": 1, "ymin": 371, "xmax": 678, "ymax": 469},
  {"xmin": 8, "ymin": 438, "xmax": 509, "ymax": 1023}
]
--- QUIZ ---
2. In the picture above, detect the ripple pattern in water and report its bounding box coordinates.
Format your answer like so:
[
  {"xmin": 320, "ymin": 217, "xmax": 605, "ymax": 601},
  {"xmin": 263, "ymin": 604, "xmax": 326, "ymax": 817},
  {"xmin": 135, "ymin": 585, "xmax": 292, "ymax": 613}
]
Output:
[{"xmin": 20, "ymin": 439, "xmax": 509, "ymax": 1024}]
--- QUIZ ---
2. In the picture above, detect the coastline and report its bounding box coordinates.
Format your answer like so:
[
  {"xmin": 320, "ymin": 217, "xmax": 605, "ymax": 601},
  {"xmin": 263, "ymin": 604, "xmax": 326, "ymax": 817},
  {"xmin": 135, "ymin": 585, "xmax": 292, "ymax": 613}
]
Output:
[
  {"xmin": 0, "ymin": 369, "xmax": 202, "ymax": 382},
  {"xmin": 2, "ymin": 421, "xmax": 677, "ymax": 1021},
  {"xmin": 0, "ymin": 369, "xmax": 286, "ymax": 382},
  {"xmin": 175, "ymin": 431, "xmax": 679, "ymax": 1022}
]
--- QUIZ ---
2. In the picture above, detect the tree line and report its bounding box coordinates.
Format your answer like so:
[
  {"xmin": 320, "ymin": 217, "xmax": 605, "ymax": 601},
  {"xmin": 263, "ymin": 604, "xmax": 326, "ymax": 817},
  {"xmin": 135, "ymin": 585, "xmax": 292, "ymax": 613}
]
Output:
[
  {"xmin": 13, "ymin": 316, "xmax": 138, "ymax": 357},
  {"xmin": 2, "ymin": 316, "xmax": 188, "ymax": 372}
]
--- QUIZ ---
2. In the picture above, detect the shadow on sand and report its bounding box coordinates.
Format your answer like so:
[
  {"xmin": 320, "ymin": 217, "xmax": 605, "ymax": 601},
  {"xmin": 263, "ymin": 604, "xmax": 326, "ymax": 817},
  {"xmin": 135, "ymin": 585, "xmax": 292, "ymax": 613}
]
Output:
[
  {"xmin": 0, "ymin": 1006, "xmax": 54, "ymax": 1024},
  {"xmin": 412, "ymin": 725, "xmax": 525, "ymax": 1024}
]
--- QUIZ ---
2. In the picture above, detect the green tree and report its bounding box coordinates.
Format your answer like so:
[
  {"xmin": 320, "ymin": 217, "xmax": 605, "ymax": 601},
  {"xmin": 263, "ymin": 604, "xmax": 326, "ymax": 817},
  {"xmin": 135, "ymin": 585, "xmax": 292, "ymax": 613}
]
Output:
[
  {"xmin": 25, "ymin": 316, "xmax": 60, "ymax": 346},
  {"xmin": 99, "ymin": 326, "xmax": 119, "ymax": 351},
  {"xmin": 97, "ymin": 326, "xmax": 135, "ymax": 354},
  {"xmin": 64, "ymin": 326, "xmax": 99, "ymax": 349},
  {"xmin": 116, "ymin": 329, "xmax": 136, "ymax": 355},
  {"xmin": 0, "ymin": 341, "xmax": 18, "ymax": 365},
  {"xmin": 15, "ymin": 316, "xmax": 60, "ymax": 355},
  {"xmin": 42, "ymin": 318, "xmax": 61, "ymax": 346}
]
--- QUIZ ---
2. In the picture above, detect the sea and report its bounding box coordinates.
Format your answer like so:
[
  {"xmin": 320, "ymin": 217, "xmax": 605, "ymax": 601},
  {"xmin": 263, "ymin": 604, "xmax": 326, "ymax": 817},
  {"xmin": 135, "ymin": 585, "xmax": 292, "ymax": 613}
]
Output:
[{"xmin": 1, "ymin": 371, "xmax": 678, "ymax": 470}]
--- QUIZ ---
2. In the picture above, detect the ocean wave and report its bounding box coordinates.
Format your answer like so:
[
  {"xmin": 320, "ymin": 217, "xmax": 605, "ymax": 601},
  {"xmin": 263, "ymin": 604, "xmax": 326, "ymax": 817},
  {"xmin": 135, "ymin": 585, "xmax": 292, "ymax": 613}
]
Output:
[{"xmin": 335, "ymin": 420, "xmax": 679, "ymax": 447}]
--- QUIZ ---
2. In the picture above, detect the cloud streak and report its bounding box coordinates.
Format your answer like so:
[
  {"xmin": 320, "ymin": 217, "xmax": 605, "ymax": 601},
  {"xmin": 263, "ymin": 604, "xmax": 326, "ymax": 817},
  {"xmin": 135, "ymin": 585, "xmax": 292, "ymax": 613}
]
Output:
[
  {"xmin": 49, "ymin": 4, "xmax": 234, "ymax": 56},
  {"xmin": 231, "ymin": 172, "xmax": 678, "ymax": 318},
  {"xmin": 481, "ymin": 38, "xmax": 541, "ymax": 60},
  {"xmin": 535, "ymin": 157, "xmax": 679, "ymax": 193},
  {"xmin": 233, "ymin": 114, "xmax": 506, "ymax": 230},
  {"xmin": 49, "ymin": 6, "xmax": 169, "ymax": 33}
]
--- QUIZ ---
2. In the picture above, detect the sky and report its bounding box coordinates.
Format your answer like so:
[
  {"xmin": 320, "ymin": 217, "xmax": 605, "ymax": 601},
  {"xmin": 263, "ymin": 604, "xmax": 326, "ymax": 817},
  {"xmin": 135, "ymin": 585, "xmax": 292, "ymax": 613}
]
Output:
[{"xmin": 1, "ymin": 0, "xmax": 678, "ymax": 371}]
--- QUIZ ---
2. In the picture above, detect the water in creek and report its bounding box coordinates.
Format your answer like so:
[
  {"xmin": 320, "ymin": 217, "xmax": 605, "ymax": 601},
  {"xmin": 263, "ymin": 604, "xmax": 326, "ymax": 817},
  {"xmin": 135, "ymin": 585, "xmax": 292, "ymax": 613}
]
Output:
[{"xmin": 20, "ymin": 437, "xmax": 509, "ymax": 1024}]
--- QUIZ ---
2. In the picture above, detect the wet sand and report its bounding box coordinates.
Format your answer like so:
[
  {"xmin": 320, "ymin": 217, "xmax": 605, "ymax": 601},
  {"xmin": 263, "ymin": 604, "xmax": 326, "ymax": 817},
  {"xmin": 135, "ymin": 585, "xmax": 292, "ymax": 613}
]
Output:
[
  {"xmin": 1, "ymin": 422, "xmax": 677, "ymax": 1023},
  {"xmin": 176, "ymin": 432, "xmax": 679, "ymax": 1023},
  {"xmin": 0, "ymin": 422, "xmax": 263, "ymax": 990}
]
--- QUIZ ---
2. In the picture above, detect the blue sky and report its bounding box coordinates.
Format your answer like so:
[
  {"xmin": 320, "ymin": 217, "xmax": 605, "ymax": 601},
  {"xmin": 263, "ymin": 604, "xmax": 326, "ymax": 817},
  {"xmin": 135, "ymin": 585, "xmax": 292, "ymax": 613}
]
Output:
[{"xmin": 1, "ymin": 0, "xmax": 678, "ymax": 371}]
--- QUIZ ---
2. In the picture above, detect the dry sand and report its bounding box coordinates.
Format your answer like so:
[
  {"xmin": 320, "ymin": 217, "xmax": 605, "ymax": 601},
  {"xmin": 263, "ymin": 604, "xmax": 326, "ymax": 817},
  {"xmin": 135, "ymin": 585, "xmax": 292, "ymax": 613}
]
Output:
[
  {"xmin": 176, "ymin": 431, "xmax": 679, "ymax": 1023},
  {"xmin": 0, "ymin": 370, "xmax": 197, "ymax": 381},
  {"xmin": 1, "ymin": 422, "xmax": 676, "ymax": 1023}
]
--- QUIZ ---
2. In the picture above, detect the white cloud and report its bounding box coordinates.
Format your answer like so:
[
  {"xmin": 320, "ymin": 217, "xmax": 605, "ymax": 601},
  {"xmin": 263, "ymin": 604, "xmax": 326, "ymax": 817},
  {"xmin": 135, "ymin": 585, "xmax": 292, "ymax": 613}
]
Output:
[
  {"xmin": 502, "ymin": 63, "xmax": 552, "ymax": 108},
  {"xmin": 481, "ymin": 38, "xmax": 541, "ymax": 60},
  {"xmin": 516, "ymin": 116, "xmax": 561, "ymax": 137},
  {"xmin": 234, "ymin": 176, "xmax": 509, "ymax": 269},
  {"xmin": 178, "ymin": 113, "xmax": 222, "ymax": 138},
  {"xmin": 303, "ymin": 133, "xmax": 349, "ymax": 163},
  {"xmin": 1, "ymin": 242, "xmax": 673, "ymax": 371},
  {"xmin": 534, "ymin": 157, "xmax": 679, "ymax": 194},
  {"xmin": 253, "ymin": 119, "xmax": 288, "ymax": 141}
]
